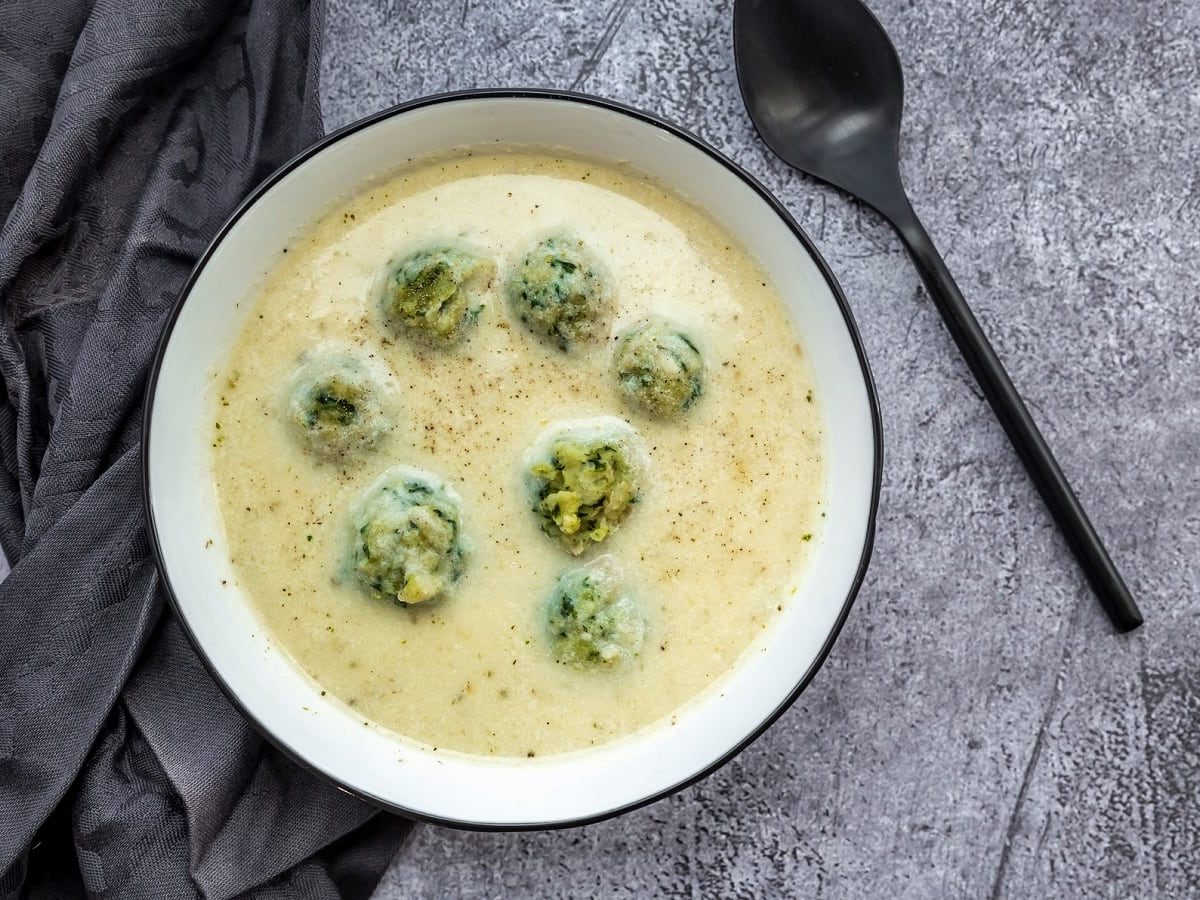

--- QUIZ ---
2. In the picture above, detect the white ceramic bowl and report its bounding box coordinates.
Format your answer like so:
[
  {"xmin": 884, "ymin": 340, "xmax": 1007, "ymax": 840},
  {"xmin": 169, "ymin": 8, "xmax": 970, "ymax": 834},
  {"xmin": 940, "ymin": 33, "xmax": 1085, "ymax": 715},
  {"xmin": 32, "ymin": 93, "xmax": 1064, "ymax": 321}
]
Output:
[{"xmin": 144, "ymin": 90, "xmax": 881, "ymax": 829}]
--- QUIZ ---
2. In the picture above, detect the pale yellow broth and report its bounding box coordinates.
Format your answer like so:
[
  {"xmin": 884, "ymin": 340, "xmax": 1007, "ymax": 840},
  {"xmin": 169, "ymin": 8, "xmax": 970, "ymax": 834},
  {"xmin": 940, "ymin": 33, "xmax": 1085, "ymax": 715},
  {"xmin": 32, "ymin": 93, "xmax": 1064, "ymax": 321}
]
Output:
[{"xmin": 210, "ymin": 152, "xmax": 825, "ymax": 757}]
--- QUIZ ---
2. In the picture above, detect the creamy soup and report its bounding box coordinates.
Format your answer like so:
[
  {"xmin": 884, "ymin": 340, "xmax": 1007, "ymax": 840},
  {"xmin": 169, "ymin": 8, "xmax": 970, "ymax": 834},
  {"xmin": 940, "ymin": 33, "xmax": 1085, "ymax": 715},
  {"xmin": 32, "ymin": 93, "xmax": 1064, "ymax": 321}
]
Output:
[{"xmin": 210, "ymin": 153, "xmax": 825, "ymax": 757}]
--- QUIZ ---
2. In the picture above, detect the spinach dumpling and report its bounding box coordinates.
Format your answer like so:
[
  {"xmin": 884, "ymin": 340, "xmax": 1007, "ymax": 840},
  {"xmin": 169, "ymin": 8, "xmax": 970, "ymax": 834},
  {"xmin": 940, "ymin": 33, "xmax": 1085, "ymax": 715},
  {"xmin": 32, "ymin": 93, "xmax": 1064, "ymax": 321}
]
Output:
[
  {"xmin": 526, "ymin": 418, "xmax": 644, "ymax": 555},
  {"xmin": 545, "ymin": 556, "xmax": 646, "ymax": 669},
  {"xmin": 347, "ymin": 466, "xmax": 469, "ymax": 606},
  {"xmin": 613, "ymin": 319, "xmax": 705, "ymax": 418},
  {"xmin": 506, "ymin": 236, "xmax": 613, "ymax": 351},
  {"xmin": 286, "ymin": 353, "xmax": 389, "ymax": 461},
  {"xmin": 381, "ymin": 246, "xmax": 494, "ymax": 347}
]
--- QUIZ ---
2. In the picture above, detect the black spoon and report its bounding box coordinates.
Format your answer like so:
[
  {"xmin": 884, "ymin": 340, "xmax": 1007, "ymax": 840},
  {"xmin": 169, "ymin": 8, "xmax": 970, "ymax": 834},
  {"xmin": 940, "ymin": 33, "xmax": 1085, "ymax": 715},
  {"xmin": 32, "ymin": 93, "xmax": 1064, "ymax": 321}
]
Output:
[{"xmin": 733, "ymin": 0, "xmax": 1143, "ymax": 632}]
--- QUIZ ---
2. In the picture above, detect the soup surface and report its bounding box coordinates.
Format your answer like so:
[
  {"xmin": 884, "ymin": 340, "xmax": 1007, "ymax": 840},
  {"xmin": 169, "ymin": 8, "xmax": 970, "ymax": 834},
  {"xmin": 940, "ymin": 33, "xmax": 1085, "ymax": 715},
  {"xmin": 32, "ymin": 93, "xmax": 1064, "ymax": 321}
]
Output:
[{"xmin": 211, "ymin": 153, "xmax": 825, "ymax": 757}]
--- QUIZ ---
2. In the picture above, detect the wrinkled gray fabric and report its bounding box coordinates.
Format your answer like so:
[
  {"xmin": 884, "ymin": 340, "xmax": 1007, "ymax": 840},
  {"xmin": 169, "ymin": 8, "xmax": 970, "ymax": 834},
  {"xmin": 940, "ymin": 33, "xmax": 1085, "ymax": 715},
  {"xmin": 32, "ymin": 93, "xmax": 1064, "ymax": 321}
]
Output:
[{"xmin": 0, "ymin": 1, "xmax": 410, "ymax": 896}]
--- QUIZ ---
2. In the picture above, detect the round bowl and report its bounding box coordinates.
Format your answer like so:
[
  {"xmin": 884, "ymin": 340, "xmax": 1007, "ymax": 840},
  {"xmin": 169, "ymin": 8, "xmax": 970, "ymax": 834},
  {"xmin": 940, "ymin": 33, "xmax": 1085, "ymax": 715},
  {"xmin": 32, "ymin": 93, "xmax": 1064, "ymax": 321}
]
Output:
[{"xmin": 144, "ymin": 89, "xmax": 882, "ymax": 829}]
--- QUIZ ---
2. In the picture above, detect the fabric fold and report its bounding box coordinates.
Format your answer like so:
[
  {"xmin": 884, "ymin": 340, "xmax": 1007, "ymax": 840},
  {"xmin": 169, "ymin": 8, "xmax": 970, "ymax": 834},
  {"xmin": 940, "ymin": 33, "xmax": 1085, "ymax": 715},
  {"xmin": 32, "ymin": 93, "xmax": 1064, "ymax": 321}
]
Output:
[{"xmin": 0, "ymin": 1, "xmax": 409, "ymax": 896}]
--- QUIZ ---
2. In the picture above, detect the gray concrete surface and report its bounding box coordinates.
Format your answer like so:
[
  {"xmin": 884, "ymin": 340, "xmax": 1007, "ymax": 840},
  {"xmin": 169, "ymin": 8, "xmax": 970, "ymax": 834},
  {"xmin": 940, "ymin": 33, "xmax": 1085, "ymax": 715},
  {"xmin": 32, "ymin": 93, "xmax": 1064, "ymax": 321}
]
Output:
[{"xmin": 319, "ymin": 1, "xmax": 1200, "ymax": 896}]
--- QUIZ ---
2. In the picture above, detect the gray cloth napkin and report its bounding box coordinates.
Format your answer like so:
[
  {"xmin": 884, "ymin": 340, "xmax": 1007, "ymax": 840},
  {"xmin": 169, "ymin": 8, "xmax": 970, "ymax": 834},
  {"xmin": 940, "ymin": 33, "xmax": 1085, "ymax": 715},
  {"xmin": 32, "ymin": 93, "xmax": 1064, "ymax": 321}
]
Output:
[{"xmin": 0, "ymin": 1, "xmax": 411, "ymax": 896}]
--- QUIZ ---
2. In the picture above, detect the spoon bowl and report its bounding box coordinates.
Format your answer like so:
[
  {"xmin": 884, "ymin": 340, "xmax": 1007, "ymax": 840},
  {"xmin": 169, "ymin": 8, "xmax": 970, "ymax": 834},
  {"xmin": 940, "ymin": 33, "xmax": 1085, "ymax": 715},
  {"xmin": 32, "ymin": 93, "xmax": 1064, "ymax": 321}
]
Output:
[{"xmin": 736, "ymin": 0, "xmax": 905, "ymax": 215}]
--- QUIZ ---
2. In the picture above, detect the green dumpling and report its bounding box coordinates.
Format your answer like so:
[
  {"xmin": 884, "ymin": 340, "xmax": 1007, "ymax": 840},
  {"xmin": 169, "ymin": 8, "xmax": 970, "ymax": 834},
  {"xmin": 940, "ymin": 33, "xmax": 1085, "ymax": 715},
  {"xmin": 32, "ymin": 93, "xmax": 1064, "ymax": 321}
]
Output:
[
  {"xmin": 506, "ymin": 236, "xmax": 613, "ymax": 351},
  {"xmin": 286, "ymin": 353, "xmax": 389, "ymax": 461},
  {"xmin": 347, "ymin": 466, "xmax": 469, "ymax": 606},
  {"xmin": 381, "ymin": 246, "xmax": 495, "ymax": 347},
  {"xmin": 545, "ymin": 556, "xmax": 646, "ymax": 669},
  {"xmin": 526, "ymin": 418, "xmax": 644, "ymax": 555},
  {"xmin": 613, "ymin": 319, "xmax": 705, "ymax": 418}
]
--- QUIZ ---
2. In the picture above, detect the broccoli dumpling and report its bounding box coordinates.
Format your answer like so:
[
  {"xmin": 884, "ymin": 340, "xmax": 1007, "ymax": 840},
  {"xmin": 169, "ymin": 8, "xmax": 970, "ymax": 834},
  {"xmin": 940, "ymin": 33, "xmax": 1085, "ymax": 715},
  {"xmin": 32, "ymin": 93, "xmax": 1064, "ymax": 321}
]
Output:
[
  {"xmin": 613, "ymin": 319, "xmax": 705, "ymax": 418},
  {"xmin": 545, "ymin": 556, "xmax": 645, "ymax": 669},
  {"xmin": 286, "ymin": 353, "xmax": 388, "ymax": 460},
  {"xmin": 526, "ymin": 418, "xmax": 644, "ymax": 555},
  {"xmin": 506, "ymin": 236, "xmax": 613, "ymax": 351},
  {"xmin": 347, "ymin": 466, "xmax": 469, "ymax": 606},
  {"xmin": 381, "ymin": 247, "xmax": 494, "ymax": 347}
]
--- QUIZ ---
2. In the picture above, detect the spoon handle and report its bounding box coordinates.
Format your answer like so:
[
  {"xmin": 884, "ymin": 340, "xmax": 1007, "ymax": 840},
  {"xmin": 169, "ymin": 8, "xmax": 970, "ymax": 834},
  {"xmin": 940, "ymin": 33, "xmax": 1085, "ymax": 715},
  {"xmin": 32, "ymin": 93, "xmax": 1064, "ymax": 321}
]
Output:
[{"xmin": 887, "ymin": 197, "xmax": 1143, "ymax": 632}]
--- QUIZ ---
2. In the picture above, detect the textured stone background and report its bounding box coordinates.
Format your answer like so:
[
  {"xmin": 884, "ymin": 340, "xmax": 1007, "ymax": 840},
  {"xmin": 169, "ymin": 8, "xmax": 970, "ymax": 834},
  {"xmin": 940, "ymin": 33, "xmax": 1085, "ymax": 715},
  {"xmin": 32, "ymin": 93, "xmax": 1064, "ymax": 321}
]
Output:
[{"xmin": 317, "ymin": 1, "xmax": 1200, "ymax": 896}]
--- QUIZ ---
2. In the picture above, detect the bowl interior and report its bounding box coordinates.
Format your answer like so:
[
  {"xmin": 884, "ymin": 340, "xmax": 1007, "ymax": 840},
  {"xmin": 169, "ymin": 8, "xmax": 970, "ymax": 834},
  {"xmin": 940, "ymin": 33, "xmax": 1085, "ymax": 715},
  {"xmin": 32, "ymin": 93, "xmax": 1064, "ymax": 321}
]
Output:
[{"xmin": 146, "ymin": 93, "xmax": 878, "ymax": 828}]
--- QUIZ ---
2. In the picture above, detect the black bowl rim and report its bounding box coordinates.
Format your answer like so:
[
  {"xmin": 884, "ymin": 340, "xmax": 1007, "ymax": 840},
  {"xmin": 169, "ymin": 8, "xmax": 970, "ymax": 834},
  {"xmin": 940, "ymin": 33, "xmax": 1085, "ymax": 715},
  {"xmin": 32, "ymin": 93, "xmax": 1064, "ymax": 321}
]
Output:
[{"xmin": 141, "ymin": 87, "xmax": 884, "ymax": 832}]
